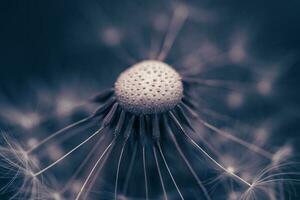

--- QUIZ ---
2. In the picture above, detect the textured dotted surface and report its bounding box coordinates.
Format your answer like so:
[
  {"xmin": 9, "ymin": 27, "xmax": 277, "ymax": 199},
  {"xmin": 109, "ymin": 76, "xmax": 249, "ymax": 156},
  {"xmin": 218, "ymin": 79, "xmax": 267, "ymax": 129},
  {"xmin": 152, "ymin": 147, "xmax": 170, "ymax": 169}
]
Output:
[{"xmin": 114, "ymin": 60, "xmax": 183, "ymax": 114}]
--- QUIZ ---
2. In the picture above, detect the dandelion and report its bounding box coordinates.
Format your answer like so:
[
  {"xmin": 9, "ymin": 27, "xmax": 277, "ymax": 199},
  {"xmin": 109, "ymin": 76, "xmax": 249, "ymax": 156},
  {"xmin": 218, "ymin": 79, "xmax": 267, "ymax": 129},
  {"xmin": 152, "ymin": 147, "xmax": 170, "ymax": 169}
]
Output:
[
  {"xmin": 1, "ymin": 58, "xmax": 296, "ymax": 199},
  {"xmin": 0, "ymin": 2, "xmax": 299, "ymax": 200}
]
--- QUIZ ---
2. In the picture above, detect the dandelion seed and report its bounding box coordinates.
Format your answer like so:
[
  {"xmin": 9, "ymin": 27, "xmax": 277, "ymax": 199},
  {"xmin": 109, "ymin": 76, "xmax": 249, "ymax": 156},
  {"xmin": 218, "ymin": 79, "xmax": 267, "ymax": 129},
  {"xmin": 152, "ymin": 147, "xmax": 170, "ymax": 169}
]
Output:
[
  {"xmin": 227, "ymin": 92, "xmax": 244, "ymax": 109},
  {"xmin": 101, "ymin": 27, "xmax": 122, "ymax": 47}
]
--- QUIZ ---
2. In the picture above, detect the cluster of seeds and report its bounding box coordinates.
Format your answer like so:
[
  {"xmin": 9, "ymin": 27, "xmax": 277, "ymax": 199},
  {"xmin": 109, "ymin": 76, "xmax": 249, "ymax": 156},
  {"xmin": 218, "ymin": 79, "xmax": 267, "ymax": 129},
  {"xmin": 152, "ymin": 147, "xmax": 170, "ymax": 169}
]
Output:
[{"xmin": 114, "ymin": 60, "xmax": 183, "ymax": 114}]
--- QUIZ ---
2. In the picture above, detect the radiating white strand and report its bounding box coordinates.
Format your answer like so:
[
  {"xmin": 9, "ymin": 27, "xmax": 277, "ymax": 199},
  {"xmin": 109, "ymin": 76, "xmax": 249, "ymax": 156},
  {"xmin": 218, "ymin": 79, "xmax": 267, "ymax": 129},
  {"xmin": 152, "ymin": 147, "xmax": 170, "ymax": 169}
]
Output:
[
  {"xmin": 114, "ymin": 140, "xmax": 128, "ymax": 200},
  {"xmin": 158, "ymin": 5, "xmax": 188, "ymax": 61},
  {"xmin": 169, "ymin": 111, "xmax": 252, "ymax": 187},
  {"xmin": 75, "ymin": 138, "xmax": 116, "ymax": 200},
  {"xmin": 153, "ymin": 145, "xmax": 168, "ymax": 200},
  {"xmin": 122, "ymin": 142, "xmax": 138, "ymax": 194},
  {"xmin": 182, "ymin": 102, "xmax": 273, "ymax": 159},
  {"xmin": 164, "ymin": 116, "xmax": 211, "ymax": 200},
  {"xmin": 198, "ymin": 118, "xmax": 273, "ymax": 159},
  {"xmin": 143, "ymin": 146, "xmax": 149, "ymax": 200},
  {"xmin": 27, "ymin": 116, "xmax": 93, "ymax": 153},
  {"xmin": 60, "ymin": 131, "xmax": 106, "ymax": 193},
  {"xmin": 156, "ymin": 142, "xmax": 184, "ymax": 200},
  {"xmin": 34, "ymin": 127, "xmax": 105, "ymax": 176}
]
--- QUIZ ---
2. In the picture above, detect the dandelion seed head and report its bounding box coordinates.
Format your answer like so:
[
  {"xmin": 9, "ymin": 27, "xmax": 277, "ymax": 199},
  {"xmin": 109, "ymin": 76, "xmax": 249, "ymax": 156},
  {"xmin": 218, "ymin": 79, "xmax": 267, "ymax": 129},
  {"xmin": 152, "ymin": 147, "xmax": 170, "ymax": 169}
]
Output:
[
  {"xmin": 228, "ymin": 43, "xmax": 246, "ymax": 64},
  {"xmin": 227, "ymin": 166, "xmax": 236, "ymax": 174},
  {"xmin": 227, "ymin": 92, "xmax": 244, "ymax": 108},
  {"xmin": 254, "ymin": 126, "xmax": 269, "ymax": 145},
  {"xmin": 228, "ymin": 32, "xmax": 248, "ymax": 64},
  {"xmin": 153, "ymin": 13, "xmax": 169, "ymax": 31},
  {"xmin": 117, "ymin": 194, "xmax": 129, "ymax": 200},
  {"xmin": 272, "ymin": 145, "xmax": 293, "ymax": 165},
  {"xmin": 114, "ymin": 60, "xmax": 183, "ymax": 114},
  {"xmin": 257, "ymin": 79, "xmax": 273, "ymax": 95},
  {"xmin": 228, "ymin": 191, "xmax": 241, "ymax": 200},
  {"xmin": 52, "ymin": 192, "xmax": 64, "ymax": 200},
  {"xmin": 16, "ymin": 112, "xmax": 40, "ymax": 129},
  {"xmin": 173, "ymin": 3, "xmax": 189, "ymax": 19},
  {"xmin": 71, "ymin": 180, "xmax": 83, "ymax": 193},
  {"xmin": 47, "ymin": 144, "xmax": 64, "ymax": 161},
  {"xmin": 101, "ymin": 26, "xmax": 122, "ymax": 47},
  {"xmin": 241, "ymin": 172, "xmax": 253, "ymax": 183},
  {"xmin": 27, "ymin": 137, "xmax": 39, "ymax": 148},
  {"xmin": 56, "ymin": 97, "xmax": 79, "ymax": 116}
]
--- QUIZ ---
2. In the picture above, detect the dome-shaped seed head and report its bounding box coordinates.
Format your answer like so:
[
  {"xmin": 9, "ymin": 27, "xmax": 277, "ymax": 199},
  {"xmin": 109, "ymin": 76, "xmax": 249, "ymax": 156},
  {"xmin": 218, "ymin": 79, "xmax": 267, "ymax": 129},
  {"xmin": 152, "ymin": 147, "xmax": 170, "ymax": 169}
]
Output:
[{"xmin": 114, "ymin": 60, "xmax": 183, "ymax": 115}]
